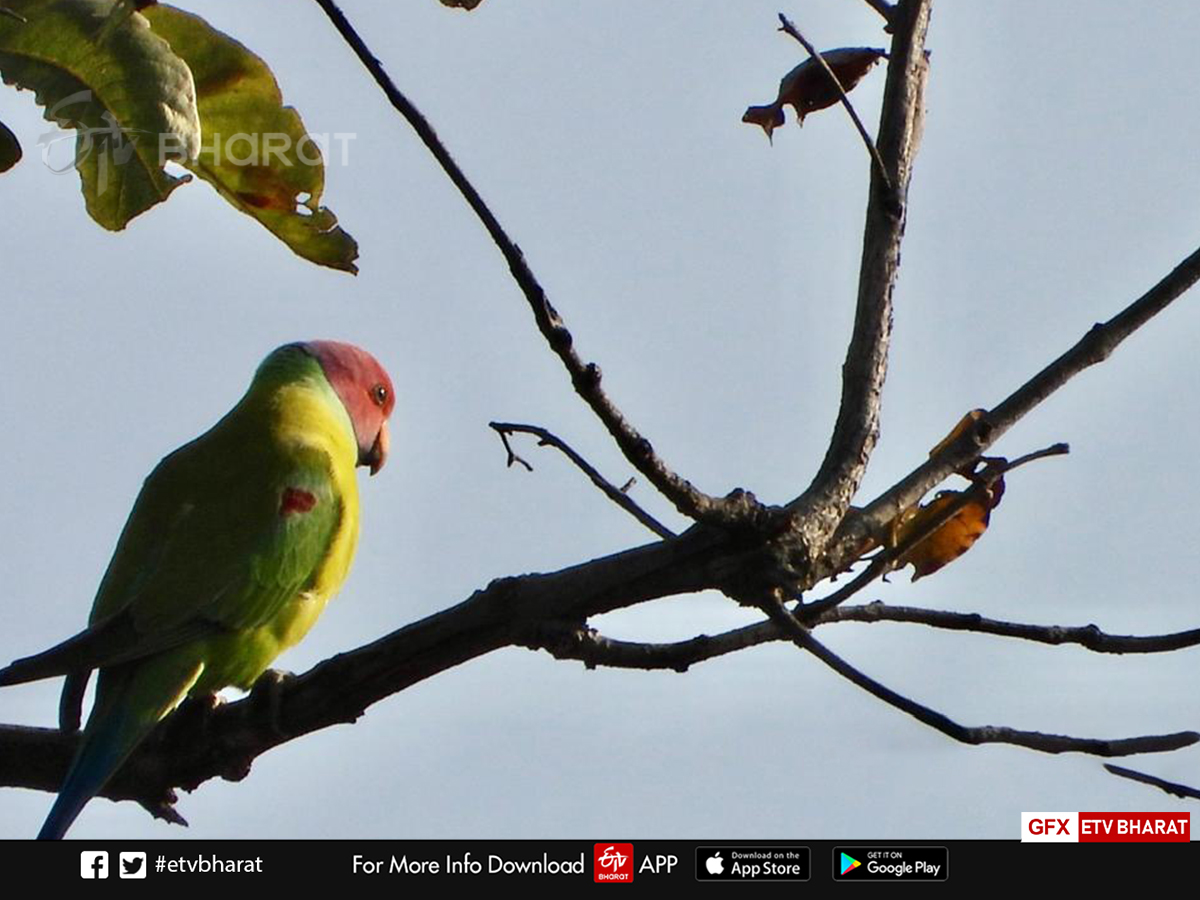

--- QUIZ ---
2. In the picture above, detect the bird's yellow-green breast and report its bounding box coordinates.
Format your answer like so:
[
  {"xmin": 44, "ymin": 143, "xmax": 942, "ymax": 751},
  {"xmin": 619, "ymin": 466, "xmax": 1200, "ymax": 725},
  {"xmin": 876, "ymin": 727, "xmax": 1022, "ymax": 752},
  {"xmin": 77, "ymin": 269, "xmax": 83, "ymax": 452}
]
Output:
[{"xmin": 187, "ymin": 348, "xmax": 365, "ymax": 693}]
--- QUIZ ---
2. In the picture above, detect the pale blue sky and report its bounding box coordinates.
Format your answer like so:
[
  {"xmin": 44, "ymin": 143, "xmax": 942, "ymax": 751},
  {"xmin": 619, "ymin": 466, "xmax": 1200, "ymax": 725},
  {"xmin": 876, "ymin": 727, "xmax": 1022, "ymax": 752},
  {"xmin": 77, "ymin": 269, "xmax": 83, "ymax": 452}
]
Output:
[{"xmin": 2, "ymin": 0, "xmax": 1199, "ymax": 839}]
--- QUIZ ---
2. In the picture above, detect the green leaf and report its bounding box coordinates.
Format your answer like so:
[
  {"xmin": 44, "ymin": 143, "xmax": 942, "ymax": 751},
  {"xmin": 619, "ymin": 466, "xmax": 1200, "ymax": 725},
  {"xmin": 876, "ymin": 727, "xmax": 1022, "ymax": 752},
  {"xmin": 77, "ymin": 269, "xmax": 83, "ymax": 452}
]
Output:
[
  {"xmin": 0, "ymin": 117, "xmax": 20, "ymax": 172},
  {"xmin": 0, "ymin": 0, "xmax": 200, "ymax": 228},
  {"xmin": 143, "ymin": 5, "xmax": 359, "ymax": 273}
]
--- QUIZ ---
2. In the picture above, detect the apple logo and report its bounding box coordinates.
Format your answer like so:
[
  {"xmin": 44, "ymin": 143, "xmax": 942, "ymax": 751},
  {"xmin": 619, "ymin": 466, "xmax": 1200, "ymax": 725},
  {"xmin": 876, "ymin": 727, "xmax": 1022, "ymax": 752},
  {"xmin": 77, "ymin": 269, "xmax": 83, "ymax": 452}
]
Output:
[{"xmin": 706, "ymin": 852, "xmax": 724, "ymax": 875}]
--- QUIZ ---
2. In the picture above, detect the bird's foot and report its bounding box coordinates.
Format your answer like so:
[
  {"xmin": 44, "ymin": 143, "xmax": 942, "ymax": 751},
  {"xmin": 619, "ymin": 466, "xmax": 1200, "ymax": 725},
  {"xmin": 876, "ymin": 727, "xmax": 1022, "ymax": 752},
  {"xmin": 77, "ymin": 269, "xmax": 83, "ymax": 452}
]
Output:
[{"xmin": 160, "ymin": 691, "xmax": 223, "ymax": 751}]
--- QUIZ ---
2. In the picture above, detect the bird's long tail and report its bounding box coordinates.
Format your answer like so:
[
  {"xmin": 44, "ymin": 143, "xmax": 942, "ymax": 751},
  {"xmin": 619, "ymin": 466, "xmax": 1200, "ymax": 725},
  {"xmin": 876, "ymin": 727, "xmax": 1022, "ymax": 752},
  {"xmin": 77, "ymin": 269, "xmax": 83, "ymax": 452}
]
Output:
[
  {"xmin": 39, "ymin": 658, "xmax": 202, "ymax": 840},
  {"xmin": 0, "ymin": 611, "xmax": 144, "ymax": 689}
]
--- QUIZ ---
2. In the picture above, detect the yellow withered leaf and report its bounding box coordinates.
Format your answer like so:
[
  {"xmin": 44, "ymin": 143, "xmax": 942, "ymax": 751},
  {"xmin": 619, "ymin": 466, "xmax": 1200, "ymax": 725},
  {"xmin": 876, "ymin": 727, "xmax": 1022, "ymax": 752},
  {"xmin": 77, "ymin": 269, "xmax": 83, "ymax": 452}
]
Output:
[
  {"xmin": 928, "ymin": 409, "xmax": 986, "ymax": 461},
  {"xmin": 892, "ymin": 478, "xmax": 1005, "ymax": 580}
]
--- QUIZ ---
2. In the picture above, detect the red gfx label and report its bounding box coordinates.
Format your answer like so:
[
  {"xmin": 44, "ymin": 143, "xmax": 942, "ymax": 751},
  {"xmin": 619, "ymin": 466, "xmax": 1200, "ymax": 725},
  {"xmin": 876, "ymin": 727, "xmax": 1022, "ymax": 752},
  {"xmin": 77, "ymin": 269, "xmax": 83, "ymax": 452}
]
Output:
[{"xmin": 1022, "ymin": 811, "xmax": 1190, "ymax": 843}]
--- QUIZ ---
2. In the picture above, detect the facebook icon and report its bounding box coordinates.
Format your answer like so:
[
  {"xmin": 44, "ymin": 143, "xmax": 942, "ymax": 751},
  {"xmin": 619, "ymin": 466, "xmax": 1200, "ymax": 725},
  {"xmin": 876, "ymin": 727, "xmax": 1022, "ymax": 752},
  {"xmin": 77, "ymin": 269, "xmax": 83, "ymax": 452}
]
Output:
[{"xmin": 79, "ymin": 851, "xmax": 109, "ymax": 879}]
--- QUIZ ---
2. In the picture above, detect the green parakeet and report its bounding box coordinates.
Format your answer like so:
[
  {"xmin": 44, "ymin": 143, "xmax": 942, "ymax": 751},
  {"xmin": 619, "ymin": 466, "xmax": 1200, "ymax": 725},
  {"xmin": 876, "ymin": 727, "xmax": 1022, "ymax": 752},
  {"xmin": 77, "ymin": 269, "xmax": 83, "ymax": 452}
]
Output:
[{"xmin": 0, "ymin": 341, "xmax": 394, "ymax": 839}]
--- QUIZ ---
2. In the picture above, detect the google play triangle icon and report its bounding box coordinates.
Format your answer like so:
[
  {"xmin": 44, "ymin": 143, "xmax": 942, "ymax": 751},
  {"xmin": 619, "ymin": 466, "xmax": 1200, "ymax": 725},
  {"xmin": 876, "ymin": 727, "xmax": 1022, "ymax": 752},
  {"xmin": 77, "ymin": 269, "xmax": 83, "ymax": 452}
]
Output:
[{"xmin": 840, "ymin": 853, "xmax": 862, "ymax": 876}]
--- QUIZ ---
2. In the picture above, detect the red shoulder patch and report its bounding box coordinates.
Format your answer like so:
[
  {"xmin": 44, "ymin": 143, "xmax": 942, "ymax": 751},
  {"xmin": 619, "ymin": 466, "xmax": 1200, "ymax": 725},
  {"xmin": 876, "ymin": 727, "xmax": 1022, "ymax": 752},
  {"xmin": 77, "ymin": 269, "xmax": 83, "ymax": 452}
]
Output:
[{"xmin": 280, "ymin": 487, "xmax": 317, "ymax": 516}]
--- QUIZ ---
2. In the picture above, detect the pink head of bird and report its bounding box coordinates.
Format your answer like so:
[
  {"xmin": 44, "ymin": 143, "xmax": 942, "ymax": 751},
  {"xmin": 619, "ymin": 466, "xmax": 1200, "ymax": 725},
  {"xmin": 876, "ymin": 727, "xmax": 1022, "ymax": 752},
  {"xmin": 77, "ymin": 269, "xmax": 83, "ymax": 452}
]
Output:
[{"xmin": 303, "ymin": 340, "xmax": 394, "ymax": 475}]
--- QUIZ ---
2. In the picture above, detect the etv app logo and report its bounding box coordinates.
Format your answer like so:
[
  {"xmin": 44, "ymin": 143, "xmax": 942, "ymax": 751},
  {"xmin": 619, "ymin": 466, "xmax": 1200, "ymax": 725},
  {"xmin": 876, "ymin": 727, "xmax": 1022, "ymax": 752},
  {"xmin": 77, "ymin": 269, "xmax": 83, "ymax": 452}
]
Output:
[{"xmin": 594, "ymin": 843, "xmax": 633, "ymax": 883}]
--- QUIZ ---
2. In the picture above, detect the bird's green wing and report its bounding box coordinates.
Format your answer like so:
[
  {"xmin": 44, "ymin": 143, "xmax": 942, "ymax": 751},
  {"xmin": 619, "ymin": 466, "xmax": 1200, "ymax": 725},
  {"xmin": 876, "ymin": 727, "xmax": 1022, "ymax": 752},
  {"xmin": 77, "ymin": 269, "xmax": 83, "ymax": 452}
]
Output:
[
  {"xmin": 2, "ymin": 434, "xmax": 342, "ymax": 690},
  {"xmin": 103, "ymin": 437, "xmax": 344, "ymax": 644}
]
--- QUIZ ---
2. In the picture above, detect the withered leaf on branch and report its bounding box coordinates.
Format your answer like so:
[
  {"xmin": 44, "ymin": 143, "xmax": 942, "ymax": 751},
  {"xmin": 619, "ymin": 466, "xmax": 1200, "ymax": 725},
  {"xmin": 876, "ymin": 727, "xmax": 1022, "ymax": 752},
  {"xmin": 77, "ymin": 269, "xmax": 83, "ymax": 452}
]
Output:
[
  {"xmin": 885, "ymin": 410, "xmax": 1007, "ymax": 579},
  {"xmin": 743, "ymin": 46, "xmax": 886, "ymax": 141},
  {"xmin": 929, "ymin": 408, "xmax": 986, "ymax": 476},
  {"xmin": 891, "ymin": 480, "xmax": 1005, "ymax": 580}
]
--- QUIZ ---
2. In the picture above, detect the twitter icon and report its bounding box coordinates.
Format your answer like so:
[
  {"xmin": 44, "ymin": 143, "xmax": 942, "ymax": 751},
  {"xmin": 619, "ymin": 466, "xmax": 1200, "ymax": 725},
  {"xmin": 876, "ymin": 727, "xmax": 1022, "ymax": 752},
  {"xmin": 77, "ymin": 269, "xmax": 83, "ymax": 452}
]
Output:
[{"xmin": 119, "ymin": 852, "xmax": 147, "ymax": 879}]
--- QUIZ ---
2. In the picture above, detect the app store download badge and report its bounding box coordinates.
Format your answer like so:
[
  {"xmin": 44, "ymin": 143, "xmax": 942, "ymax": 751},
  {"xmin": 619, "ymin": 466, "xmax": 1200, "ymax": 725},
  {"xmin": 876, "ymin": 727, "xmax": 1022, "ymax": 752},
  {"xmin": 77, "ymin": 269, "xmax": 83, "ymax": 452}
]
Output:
[
  {"xmin": 694, "ymin": 846, "xmax": 810, "ymax": 881},
  {"xmin": 832, "ymin": 846, "xmax": 948, "ymax": 882}
]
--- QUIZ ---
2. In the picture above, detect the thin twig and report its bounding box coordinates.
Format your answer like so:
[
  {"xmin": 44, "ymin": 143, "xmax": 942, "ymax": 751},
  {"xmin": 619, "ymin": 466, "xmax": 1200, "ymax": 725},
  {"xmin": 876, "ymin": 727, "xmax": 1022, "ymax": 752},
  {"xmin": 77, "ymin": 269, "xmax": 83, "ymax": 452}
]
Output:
[
  {"xmin": 312, "ymin": 0, "xmax": 741, "ymax": 526},
  {"xmin": 763, "ymin": 595, "xmax": 1199, "ymax": 756},
  {"xmin": 777, "ymin": 14, "xmax": 891, "ymax": 191},
  {"xmin": 1006, "ymin": 443, "xmax": 1069, "ymax": 469},
  {"xmin": 827, "ymin": 602, "xmax": 1200, "ymax": 654},
  {"xmin": 489, "ymin": 422, "xmax": 677, "ymax": 539},
  {"xmin": 1104, "ymin": 765, "xmax": 1200, "ymax": 801},
  {"xmin": 490, "ymin": 425, "xmax": 534, "ymax": 472}
]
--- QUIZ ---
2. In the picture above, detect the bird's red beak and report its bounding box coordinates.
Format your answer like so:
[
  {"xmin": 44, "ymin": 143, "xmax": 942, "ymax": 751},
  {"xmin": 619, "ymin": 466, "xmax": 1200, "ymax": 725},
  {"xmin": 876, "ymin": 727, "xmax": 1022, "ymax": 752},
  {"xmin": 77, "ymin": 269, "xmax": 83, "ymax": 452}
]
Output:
[{"xmin": 364, "ymin": 421, "xmax": 389, "ymax": 476}]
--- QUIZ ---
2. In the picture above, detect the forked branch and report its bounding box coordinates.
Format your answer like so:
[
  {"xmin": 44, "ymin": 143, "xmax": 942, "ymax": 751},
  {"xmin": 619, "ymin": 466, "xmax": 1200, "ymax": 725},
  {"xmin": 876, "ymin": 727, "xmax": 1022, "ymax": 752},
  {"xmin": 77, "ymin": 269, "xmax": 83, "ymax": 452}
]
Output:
[
  {"xmin": 762, "ymin": 595, "xmax": 1199, "ymax": 756},
  {"xmin": 786, "ymin": 0, "xmax": 932, "ymax": 556}
]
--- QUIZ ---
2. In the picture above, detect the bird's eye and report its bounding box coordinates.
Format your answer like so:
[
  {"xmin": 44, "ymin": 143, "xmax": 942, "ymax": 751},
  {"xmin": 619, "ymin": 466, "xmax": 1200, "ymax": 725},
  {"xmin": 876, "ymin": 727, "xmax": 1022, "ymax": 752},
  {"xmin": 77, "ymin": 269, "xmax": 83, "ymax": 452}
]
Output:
[{"xmin": 371, "ymin": 384, "xmax": 388, "ymax": 407}]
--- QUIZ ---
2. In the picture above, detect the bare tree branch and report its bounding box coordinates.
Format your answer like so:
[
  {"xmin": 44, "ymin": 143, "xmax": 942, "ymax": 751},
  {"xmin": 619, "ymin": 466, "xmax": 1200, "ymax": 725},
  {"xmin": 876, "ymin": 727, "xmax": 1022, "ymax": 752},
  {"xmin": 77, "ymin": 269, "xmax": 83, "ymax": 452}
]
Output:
[
  {"xmin": 827, "ymin": 602, "xmax": 1200, "ymax": 654},
  {"xmin": 786, "ymin": 0, "xmax": 932, "ymax": 558},
  {"xmin": 0, "ymin": 523, "xmax": 740, "ymax": 807},
  {"xmin": 524, "ymin": 620, "xmax": 764, "ymax": 673},
  {"xmin": 311, "ymin": 0, "xmax": 760, "ymax": 526},
  {"xmin": 532, "ymin": 600, "xmax": 1200, "ymax": 673},
  {"xmin": 762, "ymin": 595, "xmax": 1200, "ymax": 756},
  {"xmin": 6, "ymin": 531, "xmax": 1200, "ymax": 808},
  {"xmin": 1104, "ymin": 765, "xmax": 1200, "ymax": 801},
  {"xmin": 489, "ymin": 422, "xmax": 677, "ymax": 539}
]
